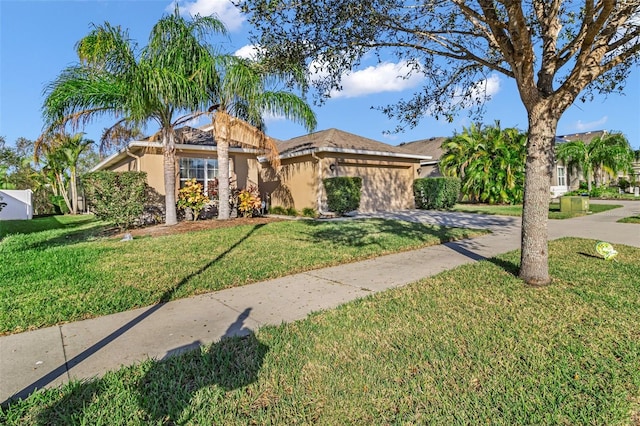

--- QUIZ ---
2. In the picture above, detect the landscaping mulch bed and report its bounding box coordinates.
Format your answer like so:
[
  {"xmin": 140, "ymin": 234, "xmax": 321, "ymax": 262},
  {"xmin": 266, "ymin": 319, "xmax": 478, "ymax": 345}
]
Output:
[{"xmin": 117, "ymin": 216, "xmax": 285, "ymax": 239}]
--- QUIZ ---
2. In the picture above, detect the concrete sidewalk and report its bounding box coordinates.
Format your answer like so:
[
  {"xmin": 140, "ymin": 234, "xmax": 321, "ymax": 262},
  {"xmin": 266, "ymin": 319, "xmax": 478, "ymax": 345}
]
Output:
[{"xmin": 1, "ymin": 200, "xmax": 638, "ymax": 404}]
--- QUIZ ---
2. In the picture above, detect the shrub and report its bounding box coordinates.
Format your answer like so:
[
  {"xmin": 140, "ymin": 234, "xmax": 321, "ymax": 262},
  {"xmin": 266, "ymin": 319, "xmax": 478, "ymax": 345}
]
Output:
[
  {"xmin": 267, "ymin": 205, "xmax": 299, "ymax": 216},
  {"xmin": 49, "ymin": 194, "xmax": 69, "ymax": 215},
  {"xmin": 269, "ymin": 205, "xmax": 287, "ymax": 215},
  {"xmin": 237, "ymin": 186, "xmax": 262, "ymax": 217},
  {"xmin": 83, "ymin": 171, "xmax": 147, "ymax": 229},
  {"xmin": 302, "ymin": 207, "xmax": 318, "ymax": 218},
  {"xmin": 285, "ymin": 207, "xmax": 298, "ymax": 216},
  {"xmin": 323, "ymin": 176, "xmax": 362, "ymax": 215},
  {"xmin": 413, "ymin": 177, "xmax": 461, "ymax": 210},
  {"xmin": 177, "ymin": 179, "xmax": 209, "ymax": 220},
  {"xmin": 618, "ymin": 177, "xmax": 631, "ymax": 191}
]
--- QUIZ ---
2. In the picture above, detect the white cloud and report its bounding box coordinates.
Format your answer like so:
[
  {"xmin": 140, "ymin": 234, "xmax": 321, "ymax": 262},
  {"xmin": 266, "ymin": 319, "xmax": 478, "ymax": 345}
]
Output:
[
  {"xmin": 470, "ymin": 74, "xmax": 501, "ymax": 101},
  {"xmin": 326, "ymin": 61, "xmax": 425, "ymax": 99},
  {"xmin": 168, "ymin": 0, "xmax": 244, "ymax": 31},
  {"xmin": 234, "ymin": 45, "xmax": 259, "ymax": 60},
  {"xmin": 574, "ymin": 116, "xmax": 608, "ymax": 132}
]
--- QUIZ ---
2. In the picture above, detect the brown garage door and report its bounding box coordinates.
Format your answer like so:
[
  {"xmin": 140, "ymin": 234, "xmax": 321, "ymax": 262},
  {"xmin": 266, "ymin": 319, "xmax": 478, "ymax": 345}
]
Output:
[{"xmin": 338, "ymin": 164, "xmax": 414, "ymax": 212}]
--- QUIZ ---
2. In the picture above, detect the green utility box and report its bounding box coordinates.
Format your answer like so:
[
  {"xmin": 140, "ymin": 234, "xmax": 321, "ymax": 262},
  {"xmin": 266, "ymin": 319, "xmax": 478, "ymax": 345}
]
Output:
[{"xmin": 560, "ymin": 196, "xmax": 589, "ymax": 213}]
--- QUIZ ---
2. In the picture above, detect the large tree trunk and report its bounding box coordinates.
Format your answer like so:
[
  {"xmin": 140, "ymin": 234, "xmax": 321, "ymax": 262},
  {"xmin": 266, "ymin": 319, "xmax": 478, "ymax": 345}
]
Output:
[
  {"xmin": 163, "ymin": 128, "xmax": 178, "ymax": 226},
  {"xmin": 216, "ymin": 114, "xmax": 231, "ymax": 220},
  {"xmin": 519, "ymin": 103, "xmax": 557, "ymax": 286}
]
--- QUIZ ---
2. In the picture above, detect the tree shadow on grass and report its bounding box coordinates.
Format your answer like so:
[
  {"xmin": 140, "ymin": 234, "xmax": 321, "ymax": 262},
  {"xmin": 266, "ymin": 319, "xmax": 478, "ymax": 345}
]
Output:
[
  {"xmin": 137, "ymin": 332, "xmax": 268, "ymax": 424},
  {"xmin": 301, "ymin": 218, "xmax": 485, "ymax": 249},
  {"xmin": 0, "ymin": 215, "xmax": 97, "ymax": 238},
  {"xmin": 35, "ymin": 310, "xmax": 268, "ymax": 425},
  {"xmin": 5, "ymin": 224, "xmax": 265, "ymax": 408}
]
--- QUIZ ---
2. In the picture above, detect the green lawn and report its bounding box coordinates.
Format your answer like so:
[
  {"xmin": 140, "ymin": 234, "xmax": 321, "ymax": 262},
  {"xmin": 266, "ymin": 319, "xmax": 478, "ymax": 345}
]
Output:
[
  {"xmin": 2, "ymin": 238, "xmax": 638, "ymax": 425},
  {"xmin": 453, "ymin": 202, "xmax": 622, "ymax": 219},
  {"xmin": 618, "ymin": 216, "xmax": 640, "ymax": 224},
  {"xmin": 0, "ymin": 215, "xmax": 487, "ymax": 335},
  {"xmin": 0, "ymin": 214, "xmax": 105, "ymax": 239}
]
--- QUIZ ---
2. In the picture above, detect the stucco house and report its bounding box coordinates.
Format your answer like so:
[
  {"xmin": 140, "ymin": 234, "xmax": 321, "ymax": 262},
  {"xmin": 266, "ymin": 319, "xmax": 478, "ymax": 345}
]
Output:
[
  {"xmin": 91, "ymin": 126, "xmax": 263, "ymax": 200},
  {"xmin": 91, "ymin": 126, "xmax": 431, "ymax": 215},
  {"xmin": 259, "ymin": 128, "xmax": 431, "ymax": 213},
  {"xmin": 397, "ymin": 137, "xmax": 447, "ymax": 178}
]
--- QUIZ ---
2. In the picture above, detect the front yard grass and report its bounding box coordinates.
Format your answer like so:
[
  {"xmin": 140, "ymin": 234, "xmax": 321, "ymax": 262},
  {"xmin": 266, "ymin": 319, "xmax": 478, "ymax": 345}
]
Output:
[
  {"xmin": 2, "ymin": 238, "xmax": 639, "ymax": 424},
  {"xmin": 0, "ymin": 216, "xmax": 487, "ymax": 335},
  {"xmin": 618, "ymin": 216, "xmax": 640, "ymax": 224},
  {"xmin": 453, "ymin": 202, "xmax": 622, "ymax": 219}
]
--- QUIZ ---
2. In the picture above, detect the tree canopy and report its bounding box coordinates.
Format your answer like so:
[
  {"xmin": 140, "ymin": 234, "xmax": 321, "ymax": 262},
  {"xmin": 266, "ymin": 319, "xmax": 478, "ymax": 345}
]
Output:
[
  {"xmin": 556, "ymin": 132, "xmax": 634, "ymax": 191},
  {"xmin": 41, "ymin": 8, "xmax": 228, "ymax": 225},
  {"xmin": 239, "ymin": 0, "xmax": 640, "ymax": 285},
  {"xmin": 209, "ymin": 55, "xmax": 316, "ymax": 219}
]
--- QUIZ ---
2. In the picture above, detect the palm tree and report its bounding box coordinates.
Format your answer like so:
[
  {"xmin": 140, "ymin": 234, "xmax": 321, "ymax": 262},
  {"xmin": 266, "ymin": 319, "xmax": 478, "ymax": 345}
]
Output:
[
  {"xmin": 40, "ymin": 8, "xmax": 227, "ymax": 225},
  {"xmin": 41, "ymin": 147, "xmax": 72, "ymax": 214},
  {"xmin": 556, "ymin": 132, "xmax": 633, "ymax": 192},
  {"xmin": 99, "ymin": 122, "xmax": 145, "ymax": 159},
  {"xmin": 57, "ymin": 133, "xmax": 94, "ymax": 214},
  {"xmin": 209, "ymin": 56, "xmax": 317, "ymax": 219}
]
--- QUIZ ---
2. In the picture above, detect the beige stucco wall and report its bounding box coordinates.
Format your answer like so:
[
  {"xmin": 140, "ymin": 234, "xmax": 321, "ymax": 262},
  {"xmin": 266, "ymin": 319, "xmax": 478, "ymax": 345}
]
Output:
[
  {"xmin": 105, "ymin": 149, "xmax": 260, "ymax": 198},
  {"xmin": 260, "ymin": 155, "xmax": 319, "ymax": 210},
  {"xmin": 108, "ymin": 150, "xmax": 166, "ymax": 194},
  {"xmin": 261, "ymin": 152, "xmax": 419, "ymax": 212},
  {"xmin": 232, "ymin": 153, "xmax": 260, "ymax": 189}
]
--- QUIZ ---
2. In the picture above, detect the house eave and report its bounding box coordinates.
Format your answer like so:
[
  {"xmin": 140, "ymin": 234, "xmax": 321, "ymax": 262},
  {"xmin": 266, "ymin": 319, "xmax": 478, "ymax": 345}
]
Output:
[
  {"xmin": 258, "ymin": 146, "xmax": 432, "ymax": 163},
  {"xmin": 91, "ymin": 141, "xmax": 264, "ymax": 172}
]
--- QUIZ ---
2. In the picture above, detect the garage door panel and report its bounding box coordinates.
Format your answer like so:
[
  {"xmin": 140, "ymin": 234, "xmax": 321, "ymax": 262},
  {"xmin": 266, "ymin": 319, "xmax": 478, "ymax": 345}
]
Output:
[{"xmin": 339, "ymin": 165, "xmax": 413, "ymax": 212}]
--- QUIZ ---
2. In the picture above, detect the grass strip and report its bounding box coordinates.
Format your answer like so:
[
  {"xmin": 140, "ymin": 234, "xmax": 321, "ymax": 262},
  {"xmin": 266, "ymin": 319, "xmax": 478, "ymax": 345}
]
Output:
[
  {"xmin": 2, "ymin": 238, "xmax": 638, "ymax": 424},
  {"xmin": 618, "ymin": 216, "xmax": 640, "ymax": 224},
  {"xmin": 0, "ymin": 217, "xmax": 486, "ymax": 334},
  {"xmin": 453, "ymin": 202, "xmax": 621, "ymax": 219}
]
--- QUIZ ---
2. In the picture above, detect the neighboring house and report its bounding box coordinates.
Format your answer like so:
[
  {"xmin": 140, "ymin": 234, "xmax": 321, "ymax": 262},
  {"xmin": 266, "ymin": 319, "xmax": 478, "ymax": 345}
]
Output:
[
  {"xmin": 259, "ymin": 128, "xmax": 431, "ymax": 213},
  {"xmin": 92, "ymin": 126, "xmax": 431, "ymax": 214},
  {"xmin": 551, "ymin": 130, "xmax": 608, "ymax": 197},
  {"xmin": 398, "ymin": 137, "xmax": 447, "ymax": 178}
]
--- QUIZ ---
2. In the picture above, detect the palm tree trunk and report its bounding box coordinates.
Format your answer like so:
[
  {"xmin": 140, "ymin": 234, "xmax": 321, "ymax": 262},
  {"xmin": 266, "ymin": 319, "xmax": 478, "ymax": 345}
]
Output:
[
  {"xmin": 163, "ymin": 128, "xmax": 178, "ymax": 226},
  {"xmin": 519, "ymin": 104, "xmax": 557, "ymax": 286},
  {"xmin": 56, "ymin": 173, "xmax": 73, "ymax": 214},
  {"xmin": 216, "ymin": 114, "xmax": 231, "ymax": 220},
  {"xmin": 70, "ymin": 167, "xmax": 78, "ymax": 215}
]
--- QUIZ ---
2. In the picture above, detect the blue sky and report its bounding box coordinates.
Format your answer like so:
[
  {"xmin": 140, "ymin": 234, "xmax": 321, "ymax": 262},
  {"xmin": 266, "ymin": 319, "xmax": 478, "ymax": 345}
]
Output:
[{"xmin": 1, "ymin": 0, "xmax": 639, "ymax": 150}]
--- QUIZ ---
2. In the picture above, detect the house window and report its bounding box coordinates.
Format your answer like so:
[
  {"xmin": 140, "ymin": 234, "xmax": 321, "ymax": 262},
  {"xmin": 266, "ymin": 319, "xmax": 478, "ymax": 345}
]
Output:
[
  {"xmin": 557, "ymin": 166, "xmax": 566, "ymax": 187},
  {"xmin": 179, "ymin": 158, "xmax": 218, "ymax": 195}
]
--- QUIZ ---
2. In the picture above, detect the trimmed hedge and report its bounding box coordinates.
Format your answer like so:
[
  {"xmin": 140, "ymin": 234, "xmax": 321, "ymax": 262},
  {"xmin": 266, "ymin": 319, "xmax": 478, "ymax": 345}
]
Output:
[
  {"xmin": 83, "ymin": 171, "xmax": 147, "ymax": 229},
  {"xmin": 413, "ymin": 177, "xmax": 460, "ymax": 210},
  {"xmin": 323, "ymin": 176, "xmax": 362, "ymax": 215}
]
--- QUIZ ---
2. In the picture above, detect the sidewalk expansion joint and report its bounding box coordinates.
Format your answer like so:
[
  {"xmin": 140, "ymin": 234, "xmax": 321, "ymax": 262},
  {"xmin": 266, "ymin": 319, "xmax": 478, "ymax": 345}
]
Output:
[
  {"xmin": 303, "ymin": 272, "xmax": 372, "ymax": 291},
  {"xmin": 58, "ymin": 325, "xmax": 71, "ymax": 382}
]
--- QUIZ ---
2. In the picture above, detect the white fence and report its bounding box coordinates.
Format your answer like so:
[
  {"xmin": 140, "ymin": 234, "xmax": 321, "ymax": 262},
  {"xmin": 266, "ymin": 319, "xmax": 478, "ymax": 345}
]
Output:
[{"xmin": 0, "ymin": 189, "xmax": 33, "ymax": 220}]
